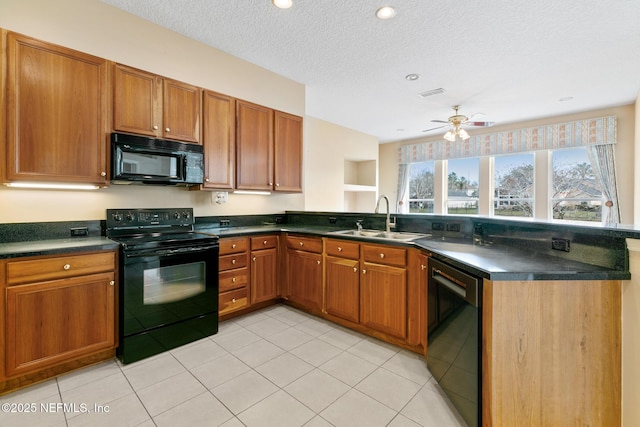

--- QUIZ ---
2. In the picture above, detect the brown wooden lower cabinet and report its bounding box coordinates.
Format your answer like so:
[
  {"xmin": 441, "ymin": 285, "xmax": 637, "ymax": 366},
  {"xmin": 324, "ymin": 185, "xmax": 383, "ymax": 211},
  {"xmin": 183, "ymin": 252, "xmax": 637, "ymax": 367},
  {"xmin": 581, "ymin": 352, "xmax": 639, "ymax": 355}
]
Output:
[
  {"xmin": 483, "ymin": 279, "xmax": 621, "ymax": 426},
  {"xmin": 250, "ymin": 235, "xmax": 279, "ymax": 304},
  {"xmin": 218, "ymin": 237, "xmax": 250, "ymax": 316},
  {"xmin": 1, "ymin": 250, "xmax": 117, "ymax": 388},
  {"xmin": 285, "ymin": 235, "xmax": 323, "ymax": 312}
]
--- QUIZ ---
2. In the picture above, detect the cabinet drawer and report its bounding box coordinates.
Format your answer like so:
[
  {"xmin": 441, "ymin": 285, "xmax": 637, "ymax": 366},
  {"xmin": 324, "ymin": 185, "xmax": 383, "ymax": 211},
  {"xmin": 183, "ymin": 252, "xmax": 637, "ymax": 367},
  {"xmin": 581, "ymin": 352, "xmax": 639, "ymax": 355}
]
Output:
[
  {"xmin": 286, "ymin": 235, "xmax": 322, "ymax": 253},
  {"xmin": 219, "ymin": 237, "xmax": 249, "ymax": 255},
  {"xmin": 251, "ymin": 235, "xmax": 279, "ymax": 250},
  {"xmin": 219, "ymin": 268, "xmax": 248, "ymax": 292},
  {"xmin": 219, "ymin": 288, "xmax": 248, "ymax": 314},
  {"xmin": 362, "ymin": 244, "xmax": 407, "ymax": 268},
  {"xmin": 219, "ymin": 253, "xmax": 248, "ymax": 271},
  {"xmin": 7, "ymin": 251, "xmax": 116, "ymax": 285},
  {"xmin": 325, "ymin": 239, "xmax": 359, "ymax": 259}
]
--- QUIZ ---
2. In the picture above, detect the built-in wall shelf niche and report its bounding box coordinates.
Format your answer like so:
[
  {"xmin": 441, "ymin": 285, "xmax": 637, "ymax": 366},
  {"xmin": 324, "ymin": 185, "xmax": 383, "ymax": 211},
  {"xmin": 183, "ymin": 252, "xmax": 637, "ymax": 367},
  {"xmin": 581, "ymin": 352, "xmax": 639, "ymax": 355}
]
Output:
[{"xmin": 344, "ymin": 159, "xmax": 377, "ymax": 212}]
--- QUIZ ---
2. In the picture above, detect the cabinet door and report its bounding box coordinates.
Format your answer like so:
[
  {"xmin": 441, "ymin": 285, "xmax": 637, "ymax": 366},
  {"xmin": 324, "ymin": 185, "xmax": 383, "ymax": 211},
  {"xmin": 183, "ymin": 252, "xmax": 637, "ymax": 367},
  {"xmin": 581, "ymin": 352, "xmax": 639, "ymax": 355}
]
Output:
[
  {"xmin": 5, "ymin": 273, "xmax": 115, "ymax": 377},
  {"xmin": 202, "ymin": 90, "xmax": 235, "ymax": 189},
  {"xmin": 113, "ymin": 64, "xmax": 162, "ymax": 138},
  {"xmin": 360, "ymin": 262, "xmax": 407, "ymax": 339},
  {"xmin": 236, "ymin": 100, "xmax": 273, "ymax": 191},
  {"xmin": 325, "ymin": 256, "xmax": 360, "ymax": 323},
  {"xmin": 251, "ymin": 248, "xmax": 278, "ymax": 304},
  {"xmin": 6, "ymin": 32, "xmax": 109, "ymax": 185},
  {"xmin": 274, "ymin": 111, "xmax": 302, "ymax": 192},
  {"xmin": 162, "ymin": 78, "xmax": 201, "ymax": 143},
  {"xmin": 286, "ymin": 249, "xmax": 322, "ymax": 311}
]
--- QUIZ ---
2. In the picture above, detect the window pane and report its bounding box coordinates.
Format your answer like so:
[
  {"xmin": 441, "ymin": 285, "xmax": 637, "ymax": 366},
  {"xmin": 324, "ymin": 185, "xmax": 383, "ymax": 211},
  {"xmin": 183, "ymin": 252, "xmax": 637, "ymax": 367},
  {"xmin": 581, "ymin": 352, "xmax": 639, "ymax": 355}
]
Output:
[
  {"xmin": 447, "ymin": 158, "xmax": 478, "ymax": 214},
  {"xmin": 551, "ymin": 148, "xmax": 602, "ymax": 222},
  {"xmin": 494, "ymin": 153, "xmax": 534, "ymax": 217},
  {"xmin": 409, "ymin": 162, "xmax": 434, "ymax": 213}
]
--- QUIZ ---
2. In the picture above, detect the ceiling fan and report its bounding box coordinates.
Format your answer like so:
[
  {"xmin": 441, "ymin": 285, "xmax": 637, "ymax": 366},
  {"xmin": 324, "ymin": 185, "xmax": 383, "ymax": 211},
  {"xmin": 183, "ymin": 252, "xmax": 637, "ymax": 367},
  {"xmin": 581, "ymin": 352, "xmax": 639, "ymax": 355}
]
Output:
[{"xmin": 423, "ymin": 105, "xmax": 495, "ymax": 141}]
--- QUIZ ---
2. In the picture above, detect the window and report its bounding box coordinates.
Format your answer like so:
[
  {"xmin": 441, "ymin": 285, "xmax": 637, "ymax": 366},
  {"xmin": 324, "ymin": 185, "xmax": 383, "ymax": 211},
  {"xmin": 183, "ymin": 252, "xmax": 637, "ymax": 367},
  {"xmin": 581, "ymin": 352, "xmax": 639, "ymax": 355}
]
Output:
[
  {"xmin": 447, "ymin": 158, "xmax": 479, "ymax": 214},
  {"xmin": 408, "ymin": 161, "xmax": 434, "ymax": 213},
  {"xmin": 551, "ymin": 148, "xmax": 603, "ymax": 222},
  {"xmin": 493, "ymin": 153, "xmax": 534, "ymax": 217}
]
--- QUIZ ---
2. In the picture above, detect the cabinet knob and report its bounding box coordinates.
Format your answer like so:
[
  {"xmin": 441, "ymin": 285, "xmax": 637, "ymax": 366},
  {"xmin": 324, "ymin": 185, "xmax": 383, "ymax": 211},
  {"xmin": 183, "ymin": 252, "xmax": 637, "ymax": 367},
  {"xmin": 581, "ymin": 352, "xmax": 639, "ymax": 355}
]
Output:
[
  {"xmin": 253, "ymin": 257, "xmax": 257, "ymax": 262},
  {"xmin": 379, "ymin": 253, "xmax": 385, "ymax": 259},
  {"xmin": 263, "ymin": 240, "xmax": 268, "ymax": 245},
  {"xmin": 421, "ymin": 264, "xmax": 427, "ymax": 270},
  {"xmin": 232, "ymin": 298, "xmax": 236, "ymax": 303},
  {"xmin": 317, "ymin": 260, "xmax": 321, "ymax": 265},
  {"xmin": 153, "ymin": 125, "xmax": 158, "ymax": 130},
  {"xmin": 338, "ymin": 247, "xmax": 343, "ymax": 252},
  {"xmin": 362, "ymin": 269, "xmax": 367, "ymax": 274},
  {"xmin": 353, "ymin": 267, "xmax": 358, "ymax": 273},
  {"xmin": 63, "ymin": 264, "xmax": 71, "ymax": 270},
  {"xmin": 276, "ymin": 183, "xmax": 280, "ymax": 187},
  {"xmin": 232, "ymin": 244, "xmax": 237, "ymax": 249},
  {"xmin": 232, "ymin": 277, "xmax": 237, "ymax": 283},
  {"xmin": 205, "ymin": 178, "xmax": 210, "ymax": 182},
  {"xmin": 232, "ymin": 259, "xmax": 237, "ymax": 264},
  {"xmin": 299, "ymin": 242, "xmax": 304, "ymax": 246},
  {"xmin": 165, "ymin": 127, "xmax": 171, "ymax": 132},
  {"xmin": 109, "ymin": 280, "xmax": 115, "ymax": 286},
  {"xmin": 100, "ymin": 171, "xmax": 107, "ymax": 177},
  {"xmin": 269, "ymin": 182, "xmax": 273, "ymax": 186}
]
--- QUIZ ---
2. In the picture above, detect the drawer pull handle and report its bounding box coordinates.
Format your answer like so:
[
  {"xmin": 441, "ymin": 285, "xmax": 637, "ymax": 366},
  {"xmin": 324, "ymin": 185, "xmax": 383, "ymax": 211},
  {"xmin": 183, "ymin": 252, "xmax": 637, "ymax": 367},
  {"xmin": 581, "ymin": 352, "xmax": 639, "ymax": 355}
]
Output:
[
  {"xmin": 299, "ymin": 242, "xmax": 304, "ymax": 246},
  {"xmin": 232, "ymin": 259, "xmax": 237, "ymax": 264},
  {"xmin": 109, "ymin": 281, "xmax": 115, "ymax": 286},
  {"xmin": 63, "ymin": 264, "xmax": 71, "ymax": 270},
  {"xmin": 232, "ymin": 244, "xmax": 237, "ymax": 249},
  {"xmin": 232, "ymin": 277, "xmax": 236, "ymax": 283},
  {"xmin": 232, "ymin": 298, "xmax": 236, "ymax": 303},
  {"xmin": 379, "ymin": 253, "xmax": 385, "ymax": 259},
  {"xmin": 263, "ymin": 240, "xmax": 268, "ymax": 245},
  {"xmin": 338, "ymin": 247, "xmax": 343, "ymax": 252}
]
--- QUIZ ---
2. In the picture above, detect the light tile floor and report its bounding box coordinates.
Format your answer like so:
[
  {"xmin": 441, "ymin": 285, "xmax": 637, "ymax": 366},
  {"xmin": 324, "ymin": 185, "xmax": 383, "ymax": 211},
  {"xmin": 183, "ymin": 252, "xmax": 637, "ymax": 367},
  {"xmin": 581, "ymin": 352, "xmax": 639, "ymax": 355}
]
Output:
[{"xmin": 0, "ymin": 305, "xmax": 467, "ymax": 427}]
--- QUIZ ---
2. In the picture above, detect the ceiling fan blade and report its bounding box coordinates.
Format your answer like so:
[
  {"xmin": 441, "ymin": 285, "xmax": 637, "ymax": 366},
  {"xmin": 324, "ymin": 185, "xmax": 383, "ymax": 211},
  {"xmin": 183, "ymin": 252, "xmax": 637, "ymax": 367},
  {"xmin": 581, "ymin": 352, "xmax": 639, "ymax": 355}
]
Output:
[
  {"xmin": 430, "ymin": 119, "xmax": 449, "ymax": 123},
  {"xmin": 465, "ymin": 121, "xmax": 495, "ymax": 127},
  {"xmin": 422, "ymin": 124, "xmax": 449, "ymax": 132}
]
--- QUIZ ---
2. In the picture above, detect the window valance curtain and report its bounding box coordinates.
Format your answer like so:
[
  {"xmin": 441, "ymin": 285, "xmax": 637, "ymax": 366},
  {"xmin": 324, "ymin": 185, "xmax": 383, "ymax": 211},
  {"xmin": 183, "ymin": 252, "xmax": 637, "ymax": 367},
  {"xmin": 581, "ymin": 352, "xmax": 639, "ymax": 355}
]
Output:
[{"xmin": 397, "ymin": 115, "xmax": 617, "ymax": 163}]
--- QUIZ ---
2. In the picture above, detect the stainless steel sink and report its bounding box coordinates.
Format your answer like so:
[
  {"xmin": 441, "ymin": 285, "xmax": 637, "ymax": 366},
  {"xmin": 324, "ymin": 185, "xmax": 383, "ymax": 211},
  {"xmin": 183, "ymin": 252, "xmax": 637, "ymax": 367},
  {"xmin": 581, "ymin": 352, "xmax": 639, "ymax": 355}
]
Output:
[{"xmin": 328, "ymin": 229, "xmax": 430, "ymax": 241}]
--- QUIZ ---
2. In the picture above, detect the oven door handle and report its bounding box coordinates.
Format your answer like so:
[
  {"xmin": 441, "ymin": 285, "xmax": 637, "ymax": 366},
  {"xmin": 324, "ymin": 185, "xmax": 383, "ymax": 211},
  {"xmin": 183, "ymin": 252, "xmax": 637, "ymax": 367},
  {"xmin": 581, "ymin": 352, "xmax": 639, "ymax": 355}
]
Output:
[
  {"xmin": 432, "ymin": 268, "xmax": 467, "ymax": 300},
  {"xmin": 125, "ymin": 244, "xmax": 219, "ymax": 258}
]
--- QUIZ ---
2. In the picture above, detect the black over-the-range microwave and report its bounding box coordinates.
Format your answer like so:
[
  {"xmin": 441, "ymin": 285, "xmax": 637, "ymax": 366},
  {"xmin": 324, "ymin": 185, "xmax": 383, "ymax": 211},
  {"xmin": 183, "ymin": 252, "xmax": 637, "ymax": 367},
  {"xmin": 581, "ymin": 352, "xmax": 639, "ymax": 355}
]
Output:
[{"xmin": 111, "ymin": 132, "xmax": 204, "ymax": 186}]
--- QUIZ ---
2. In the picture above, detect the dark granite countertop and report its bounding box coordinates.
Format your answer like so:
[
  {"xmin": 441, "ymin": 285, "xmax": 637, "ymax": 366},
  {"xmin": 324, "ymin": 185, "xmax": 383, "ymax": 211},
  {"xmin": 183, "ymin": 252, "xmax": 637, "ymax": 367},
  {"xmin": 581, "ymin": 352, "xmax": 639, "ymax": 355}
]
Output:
[
  {"xmin": 196, "ymin": 224, "xmax": 630, "ymax": 281},
  {"xmin": 0, "ymin": 237, "xmax": 119, "ymax": 259}
]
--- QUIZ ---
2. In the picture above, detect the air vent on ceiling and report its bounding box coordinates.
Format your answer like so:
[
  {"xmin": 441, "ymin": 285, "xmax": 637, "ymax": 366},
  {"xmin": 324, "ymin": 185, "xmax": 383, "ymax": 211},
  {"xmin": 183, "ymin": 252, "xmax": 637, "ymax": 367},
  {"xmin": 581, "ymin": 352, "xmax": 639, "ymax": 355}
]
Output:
[{"xmin": 418, "ymin": 88, "xmax": 446, "ymax": 98}]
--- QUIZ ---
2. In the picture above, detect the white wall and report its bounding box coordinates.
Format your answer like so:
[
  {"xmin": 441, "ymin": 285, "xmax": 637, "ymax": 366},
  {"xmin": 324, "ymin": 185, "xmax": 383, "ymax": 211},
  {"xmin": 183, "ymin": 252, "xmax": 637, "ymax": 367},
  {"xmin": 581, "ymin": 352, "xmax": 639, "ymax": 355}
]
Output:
[{"xmin": 0, "ymin": 0, "xmax": 376, "ymax": 222}]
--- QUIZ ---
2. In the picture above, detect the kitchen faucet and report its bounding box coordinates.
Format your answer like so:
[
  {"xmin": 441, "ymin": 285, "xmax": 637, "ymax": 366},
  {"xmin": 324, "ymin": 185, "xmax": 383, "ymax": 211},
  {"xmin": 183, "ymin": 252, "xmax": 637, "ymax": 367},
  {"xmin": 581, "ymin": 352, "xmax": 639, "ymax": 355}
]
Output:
[{"xmin": 374, "ymin": 195, "xmax": 396, "ymax": 233}]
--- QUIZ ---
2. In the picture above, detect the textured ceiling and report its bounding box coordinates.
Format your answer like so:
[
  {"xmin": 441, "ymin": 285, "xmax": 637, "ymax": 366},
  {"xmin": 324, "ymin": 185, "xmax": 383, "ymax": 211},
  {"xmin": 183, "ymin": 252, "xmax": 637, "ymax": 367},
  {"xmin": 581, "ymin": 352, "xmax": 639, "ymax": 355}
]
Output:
[{"xmin": 101, "ymin": 0, "xmax": 640, "ymax": 143}]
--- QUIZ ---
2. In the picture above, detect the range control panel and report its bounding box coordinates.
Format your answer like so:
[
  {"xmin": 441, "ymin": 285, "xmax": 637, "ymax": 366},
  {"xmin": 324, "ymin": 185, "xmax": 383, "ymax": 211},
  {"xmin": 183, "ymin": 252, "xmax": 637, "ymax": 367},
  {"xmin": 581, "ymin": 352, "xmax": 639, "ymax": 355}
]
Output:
[{"xmin": 106, "ymin": 208, "xmax": 194, "ymax": 229}]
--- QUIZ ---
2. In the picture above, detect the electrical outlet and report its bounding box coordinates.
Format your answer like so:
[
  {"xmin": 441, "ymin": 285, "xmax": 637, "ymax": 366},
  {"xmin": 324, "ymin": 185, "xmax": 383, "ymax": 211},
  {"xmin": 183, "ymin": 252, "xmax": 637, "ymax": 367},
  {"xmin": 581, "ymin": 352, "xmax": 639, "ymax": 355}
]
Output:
[
  {"xmin": 276, "ymin": 216, "xmax": 285, "ymax": 224},
  {"xmin": 220, "ymin": 219, "xmax": 230, "ymax": 227},
  {"xmin": 551, "ymin": 237, "xmax": 570, "ymax": 252},
  {"xmin": 446, "ymin": 223, "xmax": 461, "ymax": 232},
  {"xmin": 432, "ymin": 222, "xmax": 444, "ymax": 231},
  {"xmin": 328, "ymin": 217, "xmax": 337, "ymax": 224},
  {"xmin": 70, "ymin": 227, "xmax": 88, "ymax": 237}
]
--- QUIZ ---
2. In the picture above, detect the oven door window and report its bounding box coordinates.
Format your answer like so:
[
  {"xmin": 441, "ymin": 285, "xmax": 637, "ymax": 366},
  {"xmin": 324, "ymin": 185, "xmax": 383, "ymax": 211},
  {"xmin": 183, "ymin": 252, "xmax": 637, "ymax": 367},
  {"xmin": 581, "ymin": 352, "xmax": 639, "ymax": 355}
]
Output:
[{"xmin": 123, "ymin": 248, "xmax": 217, "ymax": 336}]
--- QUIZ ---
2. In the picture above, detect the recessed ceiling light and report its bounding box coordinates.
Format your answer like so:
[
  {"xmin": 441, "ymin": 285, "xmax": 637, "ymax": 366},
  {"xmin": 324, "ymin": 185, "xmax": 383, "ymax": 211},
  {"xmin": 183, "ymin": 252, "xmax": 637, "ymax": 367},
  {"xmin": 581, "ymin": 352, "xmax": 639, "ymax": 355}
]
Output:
[
  {"xmin": 376, "ymin": 6, "xmax": 396, "ymax": 20},
  {"xmin": 405, "ymin": 73, "xmax": 420, "ymax": 81},
  {"xmin": 272, "ymin": 0, "xmax": 292, "ymax": 9}
]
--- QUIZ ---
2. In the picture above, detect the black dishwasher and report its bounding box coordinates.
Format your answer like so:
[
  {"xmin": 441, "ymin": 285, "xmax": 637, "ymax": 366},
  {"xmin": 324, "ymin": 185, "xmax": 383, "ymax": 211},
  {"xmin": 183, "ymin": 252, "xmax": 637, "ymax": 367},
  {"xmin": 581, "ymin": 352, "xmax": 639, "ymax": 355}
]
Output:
[{"xmin": 427, "ymin": 257, "xmax": 481, "ymax": 427}]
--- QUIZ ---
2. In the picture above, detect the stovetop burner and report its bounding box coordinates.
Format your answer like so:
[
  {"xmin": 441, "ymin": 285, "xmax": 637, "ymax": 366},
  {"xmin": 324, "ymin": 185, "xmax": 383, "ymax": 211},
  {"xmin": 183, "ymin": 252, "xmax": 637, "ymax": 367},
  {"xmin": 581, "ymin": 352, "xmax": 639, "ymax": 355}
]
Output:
[{"xmin": 106, "ymin": 208, "xmax": 218, "ymax": 250}]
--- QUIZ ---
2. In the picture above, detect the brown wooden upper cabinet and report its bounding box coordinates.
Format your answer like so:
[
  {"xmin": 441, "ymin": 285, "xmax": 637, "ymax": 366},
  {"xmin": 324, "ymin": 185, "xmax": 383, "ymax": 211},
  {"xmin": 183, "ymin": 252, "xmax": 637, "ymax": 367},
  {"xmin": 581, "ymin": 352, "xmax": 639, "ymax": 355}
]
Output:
[
  {"xmin": 113, "ymin": 64, "xmax": 201, "ymax": 144},
  {"xmin": 4, "ymin": 31, "xmax": 110, "ymax": 185},
  {"xmin": 201, "ymin": 90, "xmax": 235, "ymax": 189},
  {"xmin": 236, "ymin": 100, "xmax": 302, "ymax": 192}
]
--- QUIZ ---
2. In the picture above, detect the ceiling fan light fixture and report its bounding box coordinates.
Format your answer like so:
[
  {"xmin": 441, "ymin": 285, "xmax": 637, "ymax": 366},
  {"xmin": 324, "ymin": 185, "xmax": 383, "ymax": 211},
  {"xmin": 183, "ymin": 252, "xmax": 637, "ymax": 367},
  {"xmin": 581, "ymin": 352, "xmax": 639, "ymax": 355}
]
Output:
[
  {"xmin": 443, "ymin": 130, "xmax": 456, "ymax": 142},
  {"xmin": 458, "ymin": 128, "xmax": 470, "ymax": 140},
  {"xmin": 272, "ymin": 0, "xmax": 293, "ymax": 9}
]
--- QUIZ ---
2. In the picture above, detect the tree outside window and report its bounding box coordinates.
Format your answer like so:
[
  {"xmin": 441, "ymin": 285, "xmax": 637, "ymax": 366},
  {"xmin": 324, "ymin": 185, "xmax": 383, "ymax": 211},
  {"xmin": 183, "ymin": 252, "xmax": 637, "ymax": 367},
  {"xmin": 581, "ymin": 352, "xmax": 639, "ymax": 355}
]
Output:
[
  {"xmin": 552, "ymin": 148, "xmax": 602, "ymax": 222},
  {"xmin": 447, "ymin": 158, "xmax": 479, "ymax": 214},
  {"xmin": 494, "ymin": 153, "xmax": 534, "ymax": 217},
  {"xmin": 408, "ymin": 161, "xmax": 434, "ymax": 213}
]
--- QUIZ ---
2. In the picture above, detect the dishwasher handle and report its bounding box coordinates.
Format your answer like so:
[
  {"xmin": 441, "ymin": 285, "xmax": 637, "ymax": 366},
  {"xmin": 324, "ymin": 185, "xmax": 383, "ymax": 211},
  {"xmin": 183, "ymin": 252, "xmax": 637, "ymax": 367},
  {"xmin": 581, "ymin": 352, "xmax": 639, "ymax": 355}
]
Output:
[{"xmin": 430, "ymin": 264, "xmax": 481, "ymax": 307}]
